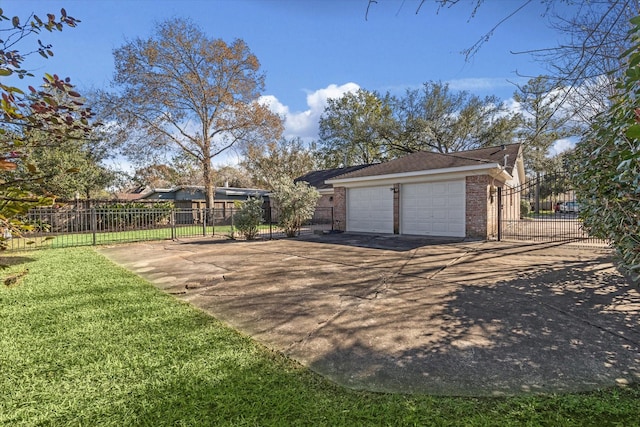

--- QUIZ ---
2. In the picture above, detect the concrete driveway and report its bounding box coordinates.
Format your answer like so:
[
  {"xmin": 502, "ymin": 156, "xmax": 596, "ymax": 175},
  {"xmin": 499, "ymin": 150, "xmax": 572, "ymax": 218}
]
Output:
[{"xmin": 98, "ymin": 234, "xmax": 640, "ymax": 396}]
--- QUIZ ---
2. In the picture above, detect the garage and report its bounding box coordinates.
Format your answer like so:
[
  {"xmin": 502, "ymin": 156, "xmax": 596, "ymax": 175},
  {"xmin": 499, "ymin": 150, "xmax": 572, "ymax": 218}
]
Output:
[
  {"xmin": 401, "ymin": 180, "xmax": 466, "ymax": 237},
  {"xmin": 347, "ymin": 186, "xmax": 393, "ymax": 233},
  {"xmin": 325, "ymin": 144, "xmax": 525, "ymax": 240}
]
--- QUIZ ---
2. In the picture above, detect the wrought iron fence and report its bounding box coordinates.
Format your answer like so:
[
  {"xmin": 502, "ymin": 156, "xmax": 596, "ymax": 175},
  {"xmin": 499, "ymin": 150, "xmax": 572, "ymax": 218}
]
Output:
[
  {"xmin": 498, "ymin": 173, "xmax": 608, "ymax": 246},
  {"xmin": 4, "ymin": 206, "xmax": 334, "ymax": 251}
]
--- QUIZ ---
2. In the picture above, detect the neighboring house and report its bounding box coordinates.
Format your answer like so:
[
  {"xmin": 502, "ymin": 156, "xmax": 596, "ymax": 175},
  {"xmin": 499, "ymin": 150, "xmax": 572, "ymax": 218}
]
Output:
[
  {"xmin": 295, "ymin": 165, "xmax": 371, "ymax": 223},
  {"xmin": 325, "ymin": 144, "xmax": 525, "ymax": 240},
  {"xmin": 142, "ymin": 185, "xmax": 270, "ymax": 223},
  {"xmin": 113, "ymin": 186, "xmax": 153, "ymax": 201}
]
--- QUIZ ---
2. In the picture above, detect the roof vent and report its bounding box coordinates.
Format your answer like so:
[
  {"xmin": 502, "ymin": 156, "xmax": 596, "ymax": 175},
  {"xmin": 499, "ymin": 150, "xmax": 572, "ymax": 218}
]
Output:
[{"xmin": 503, "ymin": 154, "xmax": 510, "ymax": 167}]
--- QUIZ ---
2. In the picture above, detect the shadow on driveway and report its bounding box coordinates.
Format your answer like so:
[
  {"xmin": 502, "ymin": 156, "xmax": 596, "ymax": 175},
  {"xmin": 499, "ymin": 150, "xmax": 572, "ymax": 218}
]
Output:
[{"xmin": 98, "ymin": 234, "xmax": 640, "ymax": 396}]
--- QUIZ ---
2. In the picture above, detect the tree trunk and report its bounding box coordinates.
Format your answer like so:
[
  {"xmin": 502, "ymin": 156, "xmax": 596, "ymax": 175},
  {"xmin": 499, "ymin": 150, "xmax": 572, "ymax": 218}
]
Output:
[{"xmin": 203, "ymin": 159, "xmax": 214, "ymax": 211}]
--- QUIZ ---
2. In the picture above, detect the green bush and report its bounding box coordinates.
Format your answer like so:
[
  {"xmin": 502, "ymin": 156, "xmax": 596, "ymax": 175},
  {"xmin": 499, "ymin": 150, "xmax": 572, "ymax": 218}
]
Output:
[
  {"xmin": 270, "ymin": 179, "xmax": 320, "ymax": 237},
  {"xmin": 233, "ymin": 197, "xmax": 263, "ymax": 240},
  {"xmin": 572, "ymin": 16, "xmax": 640, "ymax": 283}
]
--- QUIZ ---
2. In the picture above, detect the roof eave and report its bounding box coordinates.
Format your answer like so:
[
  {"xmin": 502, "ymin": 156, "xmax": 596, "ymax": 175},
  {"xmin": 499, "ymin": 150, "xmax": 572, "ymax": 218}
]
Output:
[{"xmin": 326, "ymin": 163, "xmax": 504, "ymax": 185}]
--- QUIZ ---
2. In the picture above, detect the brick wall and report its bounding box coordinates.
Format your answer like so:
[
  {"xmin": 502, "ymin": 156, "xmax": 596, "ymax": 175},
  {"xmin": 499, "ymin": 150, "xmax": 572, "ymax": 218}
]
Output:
[
  {"xmin": 465, "ymin": 175, "xmax": 492, "ymax": 239},
  {"xmin": 333, "ymin": 187, "xmax": 347, "ymax": 231},
  {"xmin": 314, "ymin": 194, "xmax": 334, "ymax": 223}
]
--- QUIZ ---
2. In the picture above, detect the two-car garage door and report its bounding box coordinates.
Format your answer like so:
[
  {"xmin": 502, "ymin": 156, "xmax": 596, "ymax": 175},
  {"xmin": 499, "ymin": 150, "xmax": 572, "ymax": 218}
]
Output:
[{"xmin": 346, "ymin": 180, "xmax": 465, "ymax": 237}]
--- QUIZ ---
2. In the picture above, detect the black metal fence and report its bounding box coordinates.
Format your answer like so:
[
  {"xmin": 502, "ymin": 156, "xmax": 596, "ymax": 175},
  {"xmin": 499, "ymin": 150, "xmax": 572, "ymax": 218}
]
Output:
[
  {"xmin": 498, "ymin": 173, "xmax": 608, "ymax": 246},
  {"xmin": 3, "ymin": 206, "xmax": 334, "ymax": 251}
]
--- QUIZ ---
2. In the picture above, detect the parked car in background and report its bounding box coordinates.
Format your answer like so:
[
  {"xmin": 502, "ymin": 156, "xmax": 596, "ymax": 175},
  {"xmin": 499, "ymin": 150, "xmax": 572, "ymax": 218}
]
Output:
[{"xmin": 559, "ymin": 201, "xmax": 581, "ymax": 213}]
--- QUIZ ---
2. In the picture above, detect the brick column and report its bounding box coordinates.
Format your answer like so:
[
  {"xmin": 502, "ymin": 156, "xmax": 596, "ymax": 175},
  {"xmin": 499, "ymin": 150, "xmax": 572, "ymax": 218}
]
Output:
[
  {"xmin": 465, "ymin": 175, "xmax": 492, "ymax": 239},
  {"xmin": 333, "ymin": 187, "xmax": 347, "ymax": 231}
]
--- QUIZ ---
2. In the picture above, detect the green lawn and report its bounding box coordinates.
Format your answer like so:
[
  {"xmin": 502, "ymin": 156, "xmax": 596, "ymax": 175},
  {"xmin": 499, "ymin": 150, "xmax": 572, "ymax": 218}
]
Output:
[{"xmin": 1, "ymin": 248, "xmax": 638, "ymax": 426}]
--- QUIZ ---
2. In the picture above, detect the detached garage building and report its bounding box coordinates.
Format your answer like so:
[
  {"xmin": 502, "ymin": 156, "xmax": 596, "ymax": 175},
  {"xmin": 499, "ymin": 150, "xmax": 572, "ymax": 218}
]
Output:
[{"xmin": 325, "ymin": 144, "xmax": 524, "ymax": 240}]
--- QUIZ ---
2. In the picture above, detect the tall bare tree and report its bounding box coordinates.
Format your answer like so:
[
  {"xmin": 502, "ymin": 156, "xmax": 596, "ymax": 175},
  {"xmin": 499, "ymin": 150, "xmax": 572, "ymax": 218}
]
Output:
[
  {"xmin": 368, "ymin": 1, "xmax": 639, "ymax": 122},
  {"xmin": 99, "ymin": 18, "xmax": 283, "ymax": 209},
  {"xmin": 519, "ymin": 1, "xmax": 639, "ymax": 123}
]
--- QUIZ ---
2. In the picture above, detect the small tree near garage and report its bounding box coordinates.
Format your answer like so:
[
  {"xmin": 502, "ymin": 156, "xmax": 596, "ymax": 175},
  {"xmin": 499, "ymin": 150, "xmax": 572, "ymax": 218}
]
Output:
[
  {"xmin": 233, "ymin": 197, "xmax": 263, "ymax": 240},
  {"xmin": 270, "ymin": 179, "xmax": 320, "ymax": 237}
]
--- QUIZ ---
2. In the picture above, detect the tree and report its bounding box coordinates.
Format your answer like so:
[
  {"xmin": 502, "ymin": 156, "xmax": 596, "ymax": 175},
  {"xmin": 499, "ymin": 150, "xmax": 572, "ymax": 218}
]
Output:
[
  {"xmin": 521, "ymin": 2, "xmax": 636, "ymax": 123},
  {"xmin": 13, "ymin": 130, "xmax": 114, "ymax": 199},
  {"xmin": 318, "ymin": 88, "xmax": 392, "ymax": 167},
  {"xmin": 98, "ymin": 17, "xmax": 283, "ymax": 211},
  {"xmin": 270, "ymin": 179, "xmax": 320, "ymax": 238},
  {"xmin": 513, "ymin": 76, "xmax": 576, "ymax": 175},
  {"xmin": 369, "ymin": 1, "xmax": 636, "ymax": 123},
  {"xmin": 132, "ymin": 164, "xmax": 183, "ymax": 189},
  {"xmin": 385, "ymin": 81, "xmax": 520, "ymax": 154},
  {"xmin": 213, "ymin": 164, "xmax": 254, "ymax": 188},
  {"xmin": 232, "ymin": 196, "xmax": 263, "ymax": 240},
  {"xmin": 241, "ymin": 137, "xmax": 317, "ymax": 188},
  {"xmin": 1, "ymin": 8, "xmax": 96, "ymax": 246},
  {"xmin": 572, "ymin": 15, "xmax": 640, "ymax": 283}
]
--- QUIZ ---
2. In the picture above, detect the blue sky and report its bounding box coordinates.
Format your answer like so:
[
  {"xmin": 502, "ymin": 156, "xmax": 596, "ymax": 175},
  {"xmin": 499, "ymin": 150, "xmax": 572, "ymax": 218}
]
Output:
[{"xmin": 7, "ymin": 0, "xmax": 571, "ymax": 163}]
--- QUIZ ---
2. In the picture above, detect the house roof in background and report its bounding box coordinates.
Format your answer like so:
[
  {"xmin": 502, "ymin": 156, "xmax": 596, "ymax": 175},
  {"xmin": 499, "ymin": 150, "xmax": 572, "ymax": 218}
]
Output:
[
  {"xmin": 295, "ymin": 165, "xmax": 372, "ymax": 190},
  {"xmin": 142, "ymin": 186, "xmax": 270, "ymax": 198},
  {"xmin": 328, "ymin": 144, "xmax": 522, "ymax": 181}
]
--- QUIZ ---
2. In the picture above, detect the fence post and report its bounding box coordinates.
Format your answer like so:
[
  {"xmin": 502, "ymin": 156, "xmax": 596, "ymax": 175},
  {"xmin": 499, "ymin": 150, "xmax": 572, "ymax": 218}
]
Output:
[
  {"xmin": 331, "ymin": 207, "xmax": 334, "ymax": 231},
  {"xmin": 268, "ymin": 207, "xmax": 273, "ymax": 239},
  {"xmin": 230, "ymin": 208, "xmax": 234, "ymax": 238},
  {"xmin": 497, "ymin": 187, "xmax": 502, "ymax": 242},
  {"xmin": 202, "ymin": 208, "xmax": 207, "ymax": 237},
  {"xmin": 171, "ymin": 209, "xmax": 176, "ymax": 240},
  {"xmin": 91, "ymin": 208, "xmax": 97, "ymax": 246}
]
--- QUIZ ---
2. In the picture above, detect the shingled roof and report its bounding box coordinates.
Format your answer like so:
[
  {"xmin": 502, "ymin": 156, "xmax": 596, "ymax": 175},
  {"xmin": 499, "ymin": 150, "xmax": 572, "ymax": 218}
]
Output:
[
  {"xmin": 295, "ymin": 164, "xmax": 372, "ymax": 190},
  {"xmin": 329, "ymin": 144, "xmax": 522, "ymax": 181}
]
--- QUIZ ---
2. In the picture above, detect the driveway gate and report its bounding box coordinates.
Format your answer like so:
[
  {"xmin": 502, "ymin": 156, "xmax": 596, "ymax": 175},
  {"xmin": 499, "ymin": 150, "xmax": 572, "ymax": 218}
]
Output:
[{"xmin": 497, "ymin": 173, "xmax": 607, "ymax": 245}]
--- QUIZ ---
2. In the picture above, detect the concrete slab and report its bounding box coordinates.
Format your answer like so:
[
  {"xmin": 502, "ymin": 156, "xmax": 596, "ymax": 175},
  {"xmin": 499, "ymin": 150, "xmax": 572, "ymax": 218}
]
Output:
[{"xmin": 98, "ymin": 234, "xmax": 640, "ymax": 396}]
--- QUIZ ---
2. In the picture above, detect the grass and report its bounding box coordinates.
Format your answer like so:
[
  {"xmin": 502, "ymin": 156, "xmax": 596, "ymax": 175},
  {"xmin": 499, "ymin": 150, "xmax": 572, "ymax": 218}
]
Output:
[{"xmin": 1, "ymin": 248, "xmax": 639, "ymax": 426}]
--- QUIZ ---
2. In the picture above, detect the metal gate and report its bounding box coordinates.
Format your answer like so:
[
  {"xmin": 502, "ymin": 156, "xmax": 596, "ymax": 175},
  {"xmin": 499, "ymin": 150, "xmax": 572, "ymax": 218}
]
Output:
[{"xmin": 497, "ymin": 173, "xmax": 607, "ymax": 245}]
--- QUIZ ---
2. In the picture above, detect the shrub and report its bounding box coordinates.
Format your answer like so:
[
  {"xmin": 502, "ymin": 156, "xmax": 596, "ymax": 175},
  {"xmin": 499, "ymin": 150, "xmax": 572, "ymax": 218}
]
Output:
[
  {"xmin": 572, "ymin": 16, "xmax": 640, "ymax": 283},
  {"xmin": 233, "ymin": 197, "xmax": 263, "ymax": 240},
  {"xmin": 270, "ymin": 179, "xmax": 320, "ymax": 237}
]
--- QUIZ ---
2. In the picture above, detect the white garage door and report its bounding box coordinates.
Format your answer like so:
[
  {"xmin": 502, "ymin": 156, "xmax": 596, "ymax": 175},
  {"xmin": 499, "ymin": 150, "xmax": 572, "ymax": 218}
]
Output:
[
  {"xmin": 347, "ymin": 186, "xmax": 393, "ymax": 233},
  {"xmin": 401, "ymin": 180, "xmax": 465, "ymax": 237}
]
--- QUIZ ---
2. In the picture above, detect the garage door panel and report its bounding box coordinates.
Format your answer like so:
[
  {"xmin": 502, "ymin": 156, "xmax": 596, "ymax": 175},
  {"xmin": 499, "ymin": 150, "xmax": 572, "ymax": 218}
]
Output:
[
  {"xmin": 401, "ymin": 180, "xmax": 465, "ymax": 237},
  {"xmin": 347, "ymin": 186, "xmax": 393, "ymax": 234}
]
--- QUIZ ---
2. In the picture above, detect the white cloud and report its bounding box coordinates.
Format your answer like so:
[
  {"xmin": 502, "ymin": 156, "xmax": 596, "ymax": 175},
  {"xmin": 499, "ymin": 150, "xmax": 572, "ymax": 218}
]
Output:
[
  {"xmin": 258, "ymin": 95, "xmax": 289, "ymax": 116},
  {"xmin": 549, "ymin": 138, "xmax": 576, "ymax": 157},
  {"xmin": 261, "ymin": 82, "xmax": 360, "ymax": 142},
  {"xmin": 446, "ymin": 77, "xmax": 519, "ymax": 92}
]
